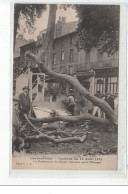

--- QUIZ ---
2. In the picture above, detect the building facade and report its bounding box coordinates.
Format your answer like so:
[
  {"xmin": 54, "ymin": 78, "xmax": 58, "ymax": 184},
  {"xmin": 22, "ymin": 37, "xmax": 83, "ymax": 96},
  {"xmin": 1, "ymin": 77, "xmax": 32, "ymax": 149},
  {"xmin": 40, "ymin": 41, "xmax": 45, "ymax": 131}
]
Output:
[
  {"xmin": 15, "ymin": 17, "xmax": 119, "ymax": 96},
  {"xmin": 51, "ymin": 31, "xmax": 119, "ymax": 95}
]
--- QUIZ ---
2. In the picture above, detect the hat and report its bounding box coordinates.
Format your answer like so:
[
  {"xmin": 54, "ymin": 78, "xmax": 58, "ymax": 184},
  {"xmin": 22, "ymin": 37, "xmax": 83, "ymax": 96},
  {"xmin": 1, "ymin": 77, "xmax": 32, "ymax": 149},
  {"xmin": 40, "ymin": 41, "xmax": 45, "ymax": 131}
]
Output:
[
  {"xmin": 23, "ymin": 86, "xmax": 29, "ymax": 90},
  {"xmin": 13, "ymin": 95, "xmax": 20, "ymax": 101}
]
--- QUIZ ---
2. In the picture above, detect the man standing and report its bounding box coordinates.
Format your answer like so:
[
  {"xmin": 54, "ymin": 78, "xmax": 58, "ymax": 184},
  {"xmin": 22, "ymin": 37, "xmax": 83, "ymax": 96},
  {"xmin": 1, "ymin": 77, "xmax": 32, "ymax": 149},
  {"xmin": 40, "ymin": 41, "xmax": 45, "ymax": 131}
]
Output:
[
  {"xmin": 12, "ymin": 96, "xmax": 22, "ymax": 153},
  {"xmin": 19, "ymin": 86, "xmax": 30, "ymax": 120},
  {"xmin": 105, "ymin": 93, "xmax": 114, "ymax": 110}
]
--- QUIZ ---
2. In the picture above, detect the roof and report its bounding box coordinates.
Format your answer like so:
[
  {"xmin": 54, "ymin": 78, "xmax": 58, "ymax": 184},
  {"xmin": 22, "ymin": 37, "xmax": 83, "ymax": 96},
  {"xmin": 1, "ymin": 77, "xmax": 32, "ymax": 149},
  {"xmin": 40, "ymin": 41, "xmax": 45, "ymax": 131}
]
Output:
[
  {"xmin": 20, "ymin": 41, "xmax": 36, "ymax": 48},
  {"xmin": 36, "ymin": 20, "xmax": 78, "ymax": 41},
  {"xmin": 54, "ymin": 21, "xmax": 78, "ymax": 39},
  {"xmin": 14, "ymin": 20, "xmax": 78, "ymax": 57},
  {"xmin": 60, "ymin": 21, "xmax": 78, "ymax": 37},
  {"xmin": 54, "ymin": 31, "xmax": 76, "ymax": 41},
  {"xmin": 14, "ymin": 35, "xmax": 34, "ymax": 58}
]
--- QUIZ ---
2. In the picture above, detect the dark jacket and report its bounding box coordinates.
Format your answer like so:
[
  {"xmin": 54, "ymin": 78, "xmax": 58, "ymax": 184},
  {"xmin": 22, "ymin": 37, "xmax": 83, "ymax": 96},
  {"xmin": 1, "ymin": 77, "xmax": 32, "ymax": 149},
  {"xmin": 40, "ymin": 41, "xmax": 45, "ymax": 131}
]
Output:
[
  {"xmin": 105, "ymin": 96, "xmax": 114, "ymax": 110},
  {"xmin": 19, "ymin": 92, "xmax": 30, "ymax": 114}
]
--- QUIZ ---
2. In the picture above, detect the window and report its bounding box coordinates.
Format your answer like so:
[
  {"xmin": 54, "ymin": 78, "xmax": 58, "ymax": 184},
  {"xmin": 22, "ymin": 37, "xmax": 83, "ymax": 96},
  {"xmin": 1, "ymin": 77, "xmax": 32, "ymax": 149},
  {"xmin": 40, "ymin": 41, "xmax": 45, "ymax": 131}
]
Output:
[
  {"xmin": 95, "ymin": 77, "xmax": 105, "ymax": 94},
  {"xmin": 69, "ymin": 66, "xmax": 73, "ymax": 75},
  {"xmin": 60, "ymin": 66, "xmax": 67, "ymax": 74},
  {"xmin": 97, "ymin": 50, "xmax": 103, "ymax": 61},
  {"xmin": 70, "ymin": 49, "xmax": 73, "ymax": 62},
  {"xmin": 94, "ymin": 76, "xmax": 118, "ymax": 94},
  {"xmin": 90, "ymin": 47, "xmax": 97, "ymax": 63},
  {"xmin": 61, "ymin": 51, "xmax": 64, "ymax": 62},
  {"xmin": 85, "ymin": 51, "xmax": 90, "ymax": 64},
  {"xmin": 108, "ymin": 76, "xmax": 118, "ymax": 94},
  {"xmin": 53, "ymin": 53, "xmax": 56, "ymax": 65},
  {"xmin": 61, "ymin": 39, "xmax": 64, "ymax": 48},
  {"xmin": 70, "ymin": 36, "xmax": 73, "ymax": 45},
  {"xmin": 53, "ymin": 41, "xmax": 56, "ymax": 49}
]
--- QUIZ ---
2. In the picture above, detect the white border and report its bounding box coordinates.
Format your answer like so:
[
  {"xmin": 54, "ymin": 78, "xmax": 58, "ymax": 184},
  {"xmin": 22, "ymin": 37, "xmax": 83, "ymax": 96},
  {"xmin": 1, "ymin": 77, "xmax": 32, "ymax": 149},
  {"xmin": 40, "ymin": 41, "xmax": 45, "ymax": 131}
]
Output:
[{"xmin": 0, "ymin": 0, "xmax": 127, "ymax": 185}]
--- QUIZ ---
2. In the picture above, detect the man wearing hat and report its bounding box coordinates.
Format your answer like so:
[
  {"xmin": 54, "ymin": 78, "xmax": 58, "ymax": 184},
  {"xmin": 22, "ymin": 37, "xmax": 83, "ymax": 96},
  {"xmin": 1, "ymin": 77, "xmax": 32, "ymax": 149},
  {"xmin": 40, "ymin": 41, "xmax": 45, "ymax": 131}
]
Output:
[
  {"xmin": 12, "ymin": 95, "xmax": 22, "ymax": 152},
  {"xmin": 19, "ymin": 86, "xmax": 30, "ymax": 120}
]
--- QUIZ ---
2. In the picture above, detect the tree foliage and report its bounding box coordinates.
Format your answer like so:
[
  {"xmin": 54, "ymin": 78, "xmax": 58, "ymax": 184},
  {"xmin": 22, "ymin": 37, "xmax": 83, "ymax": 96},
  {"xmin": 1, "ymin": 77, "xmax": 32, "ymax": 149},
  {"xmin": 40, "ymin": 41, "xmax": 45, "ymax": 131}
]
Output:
[
  {"xmin": 74, "ymin": 5, "xmax": 120, "ymax": 55},
  {"xmin": 14, "ymin": 4, "xmax": 46, "ymax": 42}
]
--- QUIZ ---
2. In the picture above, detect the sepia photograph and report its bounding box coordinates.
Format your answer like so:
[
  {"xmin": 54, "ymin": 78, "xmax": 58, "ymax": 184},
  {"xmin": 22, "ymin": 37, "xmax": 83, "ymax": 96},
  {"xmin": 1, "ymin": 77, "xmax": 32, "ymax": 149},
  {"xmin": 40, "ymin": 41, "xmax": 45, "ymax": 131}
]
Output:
[{"xmin": 12, "ymin": 3, "xmax": 119, "ymax": 170}]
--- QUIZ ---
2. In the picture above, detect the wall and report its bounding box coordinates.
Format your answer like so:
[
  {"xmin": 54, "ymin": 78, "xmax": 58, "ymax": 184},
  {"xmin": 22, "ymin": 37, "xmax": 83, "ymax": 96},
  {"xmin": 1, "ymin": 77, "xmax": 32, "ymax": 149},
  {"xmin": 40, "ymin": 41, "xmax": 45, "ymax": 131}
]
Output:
[{"xmin": 51, "ymin": 33, "xmax": 78, "ymax": 74}]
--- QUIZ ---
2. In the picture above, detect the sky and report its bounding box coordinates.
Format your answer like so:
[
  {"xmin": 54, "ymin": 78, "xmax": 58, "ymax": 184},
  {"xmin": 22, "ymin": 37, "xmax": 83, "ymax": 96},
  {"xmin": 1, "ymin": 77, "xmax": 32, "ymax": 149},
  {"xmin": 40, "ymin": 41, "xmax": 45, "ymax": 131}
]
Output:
[{"xmin": 17, "ymin": 5, "xmax": 78, "ymax": 40}]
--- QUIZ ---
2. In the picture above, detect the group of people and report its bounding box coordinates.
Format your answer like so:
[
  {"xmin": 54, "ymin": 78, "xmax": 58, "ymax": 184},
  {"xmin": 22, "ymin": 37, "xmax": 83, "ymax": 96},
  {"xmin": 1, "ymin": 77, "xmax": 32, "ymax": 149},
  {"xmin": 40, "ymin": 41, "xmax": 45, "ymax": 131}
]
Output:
[
  {"xmin": 92, "ymin": 91, "xmax": 118, "ymax": 118},
  {"xmin": 12, "ymin": 86, "xmax": 118, "ymax": 152},
  {"xmin": 63, "ymin": 89, "xmax": 118, "ymax": 118},
  {"xmin": 12, "ymin": 86, "xmax": 30, "ymax": 153}
]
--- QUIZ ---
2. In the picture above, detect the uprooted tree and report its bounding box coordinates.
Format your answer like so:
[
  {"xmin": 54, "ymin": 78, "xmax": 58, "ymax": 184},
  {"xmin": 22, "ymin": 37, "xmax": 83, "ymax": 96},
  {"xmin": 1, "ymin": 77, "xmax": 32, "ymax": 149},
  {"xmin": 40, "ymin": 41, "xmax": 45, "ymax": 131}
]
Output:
[
  {"xmin": 26, "ymin": 51, "xmax": 117, "ymax": 126},
  {"xmin": 15, "ymin": 4, "xmax": 118, "ymax": 145},
  {"xmin": 23, "ymin": 48, "xmax": 118, "ymax": 144},
  {"xmin": 26, "ymin": 4, "xmax": 118, "ymax": 124}
]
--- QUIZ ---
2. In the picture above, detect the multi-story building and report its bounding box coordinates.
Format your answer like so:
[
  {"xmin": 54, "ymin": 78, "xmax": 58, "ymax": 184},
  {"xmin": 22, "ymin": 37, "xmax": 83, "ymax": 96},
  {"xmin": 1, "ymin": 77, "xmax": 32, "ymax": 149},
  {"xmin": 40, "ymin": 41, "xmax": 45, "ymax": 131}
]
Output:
[
  {"xmin": 51, "ymin": 30, "xmax": 119, "ymax": 95},
  {"xmin": 15, "ymin": 17, "xmax": 119, "ymax": 96}
]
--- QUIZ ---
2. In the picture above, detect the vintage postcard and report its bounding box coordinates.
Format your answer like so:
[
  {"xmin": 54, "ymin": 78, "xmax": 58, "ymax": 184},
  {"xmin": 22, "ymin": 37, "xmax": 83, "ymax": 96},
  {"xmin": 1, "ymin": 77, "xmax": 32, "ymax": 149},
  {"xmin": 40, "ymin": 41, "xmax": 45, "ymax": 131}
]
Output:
[{"xmin": 12, "ymin": 3, "xmax": 119, "ymax": 170}]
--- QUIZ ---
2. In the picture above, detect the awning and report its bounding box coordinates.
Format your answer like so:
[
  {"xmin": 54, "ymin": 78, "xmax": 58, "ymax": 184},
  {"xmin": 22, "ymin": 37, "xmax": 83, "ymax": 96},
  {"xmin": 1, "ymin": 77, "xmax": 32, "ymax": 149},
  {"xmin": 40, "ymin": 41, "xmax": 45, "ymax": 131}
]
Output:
[{"xmin": 76, "ymin": 70, "xmax": 94, "ymax": 77}]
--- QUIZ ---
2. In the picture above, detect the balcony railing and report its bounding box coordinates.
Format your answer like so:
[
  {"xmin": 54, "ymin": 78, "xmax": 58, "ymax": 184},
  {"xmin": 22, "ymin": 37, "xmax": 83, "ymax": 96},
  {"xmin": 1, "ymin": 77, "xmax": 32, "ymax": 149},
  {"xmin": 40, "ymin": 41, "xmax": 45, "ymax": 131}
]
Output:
[{"xmin": 76, "ymin": 59, "xmax": 119, "ymax": 72}]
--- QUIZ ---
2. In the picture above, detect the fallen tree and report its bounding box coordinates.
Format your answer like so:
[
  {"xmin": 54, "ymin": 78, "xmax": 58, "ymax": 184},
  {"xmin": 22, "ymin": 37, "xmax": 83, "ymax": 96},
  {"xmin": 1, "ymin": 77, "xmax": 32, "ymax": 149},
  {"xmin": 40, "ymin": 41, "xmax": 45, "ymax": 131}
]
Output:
[
  {"xmin": 24, "ymin": 114, "xmax": 87, "ymax": 144},
  {"xmin": 28, "ymin": 113, "xmax": 110, "ymax": 125},
  {"xmin": 26, "ymin": 50, "xmax": 117, "ymax": 125},
  {"xmin": 13, "ymin": 5, "xmax": 118, "ymax": 152},
  {"xmin": 26, "ymin": 4, "xmax": 117, "ymax": 126}
]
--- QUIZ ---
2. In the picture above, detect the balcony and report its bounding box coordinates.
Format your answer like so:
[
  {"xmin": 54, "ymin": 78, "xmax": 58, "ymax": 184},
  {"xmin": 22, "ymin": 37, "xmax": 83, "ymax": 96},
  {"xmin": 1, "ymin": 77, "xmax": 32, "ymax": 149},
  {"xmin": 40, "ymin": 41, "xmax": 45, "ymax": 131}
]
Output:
[
  {"xmin": 76, "ymin": 58, "xmax": 119, "ymax": 72},
  {"xmin": 90, "ymin": 58, "xmax": 119, "ymax": 69}
]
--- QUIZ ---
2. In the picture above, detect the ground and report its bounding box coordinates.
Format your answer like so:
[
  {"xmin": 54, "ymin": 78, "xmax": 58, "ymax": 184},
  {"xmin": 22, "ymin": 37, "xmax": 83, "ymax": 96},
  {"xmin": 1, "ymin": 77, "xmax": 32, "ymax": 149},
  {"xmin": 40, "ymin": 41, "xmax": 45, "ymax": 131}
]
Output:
[{"xmin": 22, "ymin": 121, "xmax": 118, "ymax": 156}]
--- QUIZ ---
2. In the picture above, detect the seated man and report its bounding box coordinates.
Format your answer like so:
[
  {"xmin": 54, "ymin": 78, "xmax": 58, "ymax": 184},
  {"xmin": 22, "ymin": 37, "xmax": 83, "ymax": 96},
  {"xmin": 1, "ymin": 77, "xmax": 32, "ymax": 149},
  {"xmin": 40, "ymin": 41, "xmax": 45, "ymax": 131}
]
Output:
[
  {"xmin": 64, "ymin": 91, "xmax": 75, "ymax": 115},
  {"xmin": 79, "ymin": 95, "xmax": 88, "ymax": 114}
]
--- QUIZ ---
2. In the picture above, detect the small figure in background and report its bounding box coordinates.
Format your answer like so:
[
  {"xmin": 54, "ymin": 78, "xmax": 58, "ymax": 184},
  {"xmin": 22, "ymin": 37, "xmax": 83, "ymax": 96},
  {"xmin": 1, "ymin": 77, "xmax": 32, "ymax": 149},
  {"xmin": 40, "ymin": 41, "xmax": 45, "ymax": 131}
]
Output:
[
  {"xmin": 92, "ymin": 91, "xmax": 102, "ymax": 117},
  {"xmin": 114, "ymin": 92, "xmax": 118, "ymax": 116},
  {"xmin": 52, "ymin": 93, "xmax": 57, "ymax": 102},
  {"xmin": 105, "ymin": 93, "xmax": 114, "ymax": 110},
  {"xmin": 78, "ymin": 95, "xmax": 88, "ymax": 114},
  {"xmin": 100, "ymin": 94, "xmax": 106, "ymax": 118}
]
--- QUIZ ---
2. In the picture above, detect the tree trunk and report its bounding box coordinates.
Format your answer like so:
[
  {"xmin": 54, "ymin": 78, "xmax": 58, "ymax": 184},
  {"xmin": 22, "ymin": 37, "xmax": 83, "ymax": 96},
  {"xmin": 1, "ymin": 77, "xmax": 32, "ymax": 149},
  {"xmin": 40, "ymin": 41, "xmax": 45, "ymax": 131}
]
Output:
[
  {"xmin": 25, "ymin": 134, "xmax": 87, "ymax": 144},
  {"xmin": 46, "ymin": 4, "xmax": 57, "ymax": 45},
  {"xmin": 24, "ymin": 114, "xmax": 87, "ymax": 144},
  {"xmin": 28, "ymin": 114, "xmax": 111, "ymax": 125},
  {"xmin": 26, "ymin": 4, "xmax": 117, "ymax": 125},
  {"xmin": 26, "ymin": 51, "xmax": 117, "ymax": 125},
  {"xmin": 13, "ymin": 10, "xmax": 19, "ymax": 51}
]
